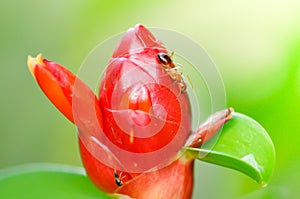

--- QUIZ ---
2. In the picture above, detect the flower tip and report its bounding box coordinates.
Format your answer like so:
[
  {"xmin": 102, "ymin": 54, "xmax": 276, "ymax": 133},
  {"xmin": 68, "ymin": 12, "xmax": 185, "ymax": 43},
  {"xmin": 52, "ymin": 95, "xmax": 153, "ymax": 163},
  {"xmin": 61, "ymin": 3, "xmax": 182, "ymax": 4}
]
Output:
[
  {"xmin": 222, "ymin": 107, "xmax": 234, "ymax": 123},
  {"xmin": 134, "ymin": 23, "xmax": 145, "ymax": 30},
  {"xmin": 228, "ymin": 107, "xmax": 234, "ymax": 116},
  {"xmin": 27, "ymin": 53, "xmax": 44, "ymax": 77}
]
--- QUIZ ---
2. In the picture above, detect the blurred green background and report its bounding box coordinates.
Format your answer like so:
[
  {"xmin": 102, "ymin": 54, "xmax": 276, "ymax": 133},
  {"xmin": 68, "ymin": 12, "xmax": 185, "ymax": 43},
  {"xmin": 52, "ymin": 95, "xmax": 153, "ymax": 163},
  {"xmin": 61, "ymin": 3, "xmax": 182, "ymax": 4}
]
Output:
[{"xmin": 1, "ymin": 0, "xmax": 299, "ymax": 198}]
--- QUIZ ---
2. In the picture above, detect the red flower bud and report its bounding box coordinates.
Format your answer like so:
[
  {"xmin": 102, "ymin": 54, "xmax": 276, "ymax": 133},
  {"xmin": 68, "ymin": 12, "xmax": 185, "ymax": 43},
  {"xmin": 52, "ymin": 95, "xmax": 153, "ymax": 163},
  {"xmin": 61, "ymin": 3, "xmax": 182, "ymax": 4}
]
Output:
[
  {"xmin": 99, "ymin": 24, "xmax": 191, "ymax": 155},
  {"xmin": 28, "ymin": 24, "xmax": 232, "ymax": 198}
]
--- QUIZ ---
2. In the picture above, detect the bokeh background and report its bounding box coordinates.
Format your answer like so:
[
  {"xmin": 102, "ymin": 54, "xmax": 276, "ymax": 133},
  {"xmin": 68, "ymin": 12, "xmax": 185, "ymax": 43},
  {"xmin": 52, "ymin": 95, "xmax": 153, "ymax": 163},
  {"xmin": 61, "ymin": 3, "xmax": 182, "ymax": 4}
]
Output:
[{"xmin": 1, "ymin": 0, "xmax": 299, "ymax": 198}]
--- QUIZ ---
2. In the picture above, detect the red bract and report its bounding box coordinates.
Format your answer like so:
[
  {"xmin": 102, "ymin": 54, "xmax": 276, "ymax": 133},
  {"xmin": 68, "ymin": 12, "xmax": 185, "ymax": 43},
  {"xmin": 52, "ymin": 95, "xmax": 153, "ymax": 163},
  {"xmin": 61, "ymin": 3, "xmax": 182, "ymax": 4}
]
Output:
[
  {"xmin": 99, "ymin": 25, "xmax": 191, "ymax": 154},
  {"xmin": 28, "ymin": 24, "xmax": 233, "ymax": 199}
]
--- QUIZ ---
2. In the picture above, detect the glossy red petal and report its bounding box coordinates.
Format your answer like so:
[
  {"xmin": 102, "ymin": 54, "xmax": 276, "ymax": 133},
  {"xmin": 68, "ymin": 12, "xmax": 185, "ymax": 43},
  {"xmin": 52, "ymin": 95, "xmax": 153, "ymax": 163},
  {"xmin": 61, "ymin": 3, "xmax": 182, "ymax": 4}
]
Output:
[
  {"xmin": 32, "ymin": 59, "xmax": 74, "ymax": 122},
  {"xmin": 28, "ymin": 54, "xmax": 103, "ymax": 127},
  {"xmin": 99, "ymin": 53, "xmax": 191, "ymax": 154}
]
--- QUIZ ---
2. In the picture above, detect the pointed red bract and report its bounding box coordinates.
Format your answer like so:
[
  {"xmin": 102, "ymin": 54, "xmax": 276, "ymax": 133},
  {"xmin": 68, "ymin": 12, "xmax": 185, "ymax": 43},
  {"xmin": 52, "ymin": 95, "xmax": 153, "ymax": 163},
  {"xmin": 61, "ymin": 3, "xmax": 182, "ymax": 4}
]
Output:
[
  {"xmin": 28, "ymin": 54, "xmax": 116, "ymax": 192},
  {"xmin": 99, "ymin": 25, "xmax": 192, "ymax": 154},
  {"xmin": 28, "ymin": 54, "xmax": 103, "ymax": 127},
  {"xmin": 28, "ymin": 55, "xmax": 75, "ymax": 122}
]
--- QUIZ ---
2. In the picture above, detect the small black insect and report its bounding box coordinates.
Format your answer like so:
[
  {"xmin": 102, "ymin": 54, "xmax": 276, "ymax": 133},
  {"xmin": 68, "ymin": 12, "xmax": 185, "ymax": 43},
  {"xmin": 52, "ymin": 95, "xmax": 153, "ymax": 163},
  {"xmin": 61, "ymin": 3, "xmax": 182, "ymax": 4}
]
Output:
[{"xmin": 114, "ymin": 170, "xmax": 123, "ymax": 187}]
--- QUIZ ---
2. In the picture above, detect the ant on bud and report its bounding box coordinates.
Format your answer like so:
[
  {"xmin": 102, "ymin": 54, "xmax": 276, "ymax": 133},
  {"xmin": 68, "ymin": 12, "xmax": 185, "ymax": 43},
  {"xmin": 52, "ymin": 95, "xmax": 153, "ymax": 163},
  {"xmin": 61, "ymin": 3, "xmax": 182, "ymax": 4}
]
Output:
[
  {"xmin": 114, "ymin": 170, "xmax": 124, "ymax": 187},
  {"xmin": 157, "ymin": 52, "xmax": 187, "ymax": 92}
]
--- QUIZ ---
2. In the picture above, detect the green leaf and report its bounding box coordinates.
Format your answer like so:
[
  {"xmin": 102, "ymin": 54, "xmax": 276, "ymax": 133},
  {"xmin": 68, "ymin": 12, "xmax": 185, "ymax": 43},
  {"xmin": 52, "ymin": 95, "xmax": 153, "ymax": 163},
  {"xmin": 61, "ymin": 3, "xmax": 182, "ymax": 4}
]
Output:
[
  {"xmin": 0, "ymin": 163, "xmax": 114, "ymax": 199},
  {"xmin": 186, "ymin": 112, "xmax": 275, "ymax": 186}
]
